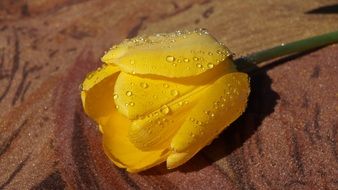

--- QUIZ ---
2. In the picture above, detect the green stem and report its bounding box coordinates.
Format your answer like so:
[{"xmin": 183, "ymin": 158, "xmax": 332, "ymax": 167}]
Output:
[{"xmin": 235, "ymin": 30, "xmax": 338, "ymax": 72}]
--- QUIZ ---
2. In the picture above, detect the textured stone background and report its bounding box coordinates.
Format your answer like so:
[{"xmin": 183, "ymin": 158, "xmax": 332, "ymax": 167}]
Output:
[{"xmin": 0, "ymin": 0, "xmax": 337, "ymax": 189}]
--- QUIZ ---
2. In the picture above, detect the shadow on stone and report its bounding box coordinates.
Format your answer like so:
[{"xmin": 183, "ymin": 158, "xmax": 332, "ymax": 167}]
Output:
[{"xmin": 306, "ymin": 3, "xmax": 338, "ymax": 14}]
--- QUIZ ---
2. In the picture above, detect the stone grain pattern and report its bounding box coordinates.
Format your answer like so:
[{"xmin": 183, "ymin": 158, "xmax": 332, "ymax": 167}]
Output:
[{"xmin": 0, "ymin": 0, "xmax": 338, "ymax": 189}]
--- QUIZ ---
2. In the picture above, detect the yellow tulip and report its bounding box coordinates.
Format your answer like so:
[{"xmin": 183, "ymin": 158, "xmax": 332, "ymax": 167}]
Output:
[{"xmin": 80, "ymin": 29, "xmax": 250, "ymax": 173}]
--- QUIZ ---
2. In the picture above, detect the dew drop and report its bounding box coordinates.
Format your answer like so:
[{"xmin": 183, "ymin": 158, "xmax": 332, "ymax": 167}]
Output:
[
  {"xmin": 166, "ymin": 56, "xmax": 175, "ymax": 62},
  {"xmin": 129, "ymin": 102, "xmax": 135, "ymax": 106},
  {"xmin": 178, "ymin": 101, "xmax": 183, "ymax": 106},
  {"xmin": 160, "ymin": 105, "xmax": 170, "ymax": 114},
  {"xmin": 183, "ymin": 58, "xmax": 190, "ymax": 62},
  {"xmin": 208, "ymin": 52, "xmax": 213, "ymax": 56},
  {"xmin": 193, "ymin": 57, "xmax": 199, "ymax": 61},
  {"xmin": 140, "ymin": 82, "xmax": 148, "ymax": 88},
  {"xmin": 163, "ymin": 83, "xmax": 169, "ymax": 88},
  {"xmin": 207, "ymin": 63, "xmax": 214, "ymax": 68},
  {"xmin": 170, "ymin": 89, "xmax": 179, "ymax": 96},
  {"xmin": 115, "ymin": 105, "xmax": 119, "ymax": 109},
  {"xmin": 126, "ymin": 91, "xmax": 133, "ymax": 96},
  {"xmin": 86, "ymin": 72, "xmax": 94, "ymax": 80},
  {"xmin": 205, "ymin": 111, "xmax": 215, "ymax": 118},
  {"xmin": 113, "ymin": 94, "xmax": 119, "ymax": 99},
  {"xmin": 190, "ymin": 117, "xmax": 195, "ymax": 122},
  {"xmin": 196, "ymin": 63, "xmax": 203, "ymax": 68}
]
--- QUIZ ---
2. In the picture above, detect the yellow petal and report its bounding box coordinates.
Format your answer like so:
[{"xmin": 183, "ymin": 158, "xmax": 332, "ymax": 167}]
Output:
[
  {"xmin": 123, "ymin": 63, "xmax": 236, "ymax": 151},
  {"xmin": 102, "ymin": 111, "xmax": 169, "ymax": 173},
  {"xmin": 128, "ymin": 85, "xmax": 206, "ymax": 151},
  {"xmin": 81, "ymin": 64, "xmax": 120, "ymax": 123},
  {"xmin": 102, "ymin": 29, "xmax": 233, "ymax": 78},
  {"xmin": 113, "ymin": 62, "xmax": 235, "ymax": 119},
  {"xmin": 166, "ymin": 151, "xmax": 193, "ymax": 169},
  {"xmin": 81, "ymin": 64, "xmax": 120, "ymax": 91},
  {"xmin": 168, "ymin": 72, "xmax": 250, "ymax": 168},
  {"xmin": 113, "ymin": 72, "xmax": 194, "ymax": 119}
]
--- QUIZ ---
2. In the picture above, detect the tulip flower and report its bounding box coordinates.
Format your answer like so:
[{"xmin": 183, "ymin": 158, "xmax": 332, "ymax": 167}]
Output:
[{"xmin": 81, "ymin": 29, "xmax": 338, "ymax": 172}]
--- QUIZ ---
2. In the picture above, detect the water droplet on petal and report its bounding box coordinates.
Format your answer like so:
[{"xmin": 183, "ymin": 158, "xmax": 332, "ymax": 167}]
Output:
[
  {"xmin": 196, "ymin": 63, "xmax": 203, "ymax": 68},
  {"xmin": 126, "ymin": 91, "xmax": 133, "ymax": 96},
  {"xmin": 205, "ymin": 111, "xmax": 215, "ymax": 118},
  {"xmin": 86, "ymin": 72, "xmax": 94, "ymax": 80},
  {"xmin": 163, "ymin": 84, "xmax": 169, "ymax": 88},
  {"xmin": 208, "ymin": 52, "xmax": 213, "ymax": 56},
  {"xmin": 207, "ymin": 63, "xmax": 214, "ymax": 68},
  {"xmin": 193, "ymin": 57, "xmax": 199, "ymax": 61},
  {"xmin": 170, "ymin": 89, "xmax": 179, "ymax": 96},
  {"xmin": 183, "ymin": 58, "xmax": 190, "ymax": 62},
  {"xmin": 129, "ymin": 102, "xmax": 135, "ymax": 106},
  {"xmin": 160, "ymin": 105, "xmax": 170, "ymax": 114},
  {"xmin": 140, "ymin": 82, "xmax": 148, "ymax": 88},
  {"xmin": 166, "ymin": 56, "xmax": 175, "ymax": 62},
  {"xmin": 113, "ymin": 94, "xmax": 119, "ymax": 99}
]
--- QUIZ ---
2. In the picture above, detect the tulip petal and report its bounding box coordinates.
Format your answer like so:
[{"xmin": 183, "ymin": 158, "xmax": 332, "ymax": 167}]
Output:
[
  {"xmin": 128, "ymin": 85, "xmax": 205, "ymax": 151},
  {"xmin": 168, "ymin": 72, "xmax": 250, "ymax": 169},
  {"xmin": 113, "ymin": 62, "xmax": 234, "ymax": 119},
  {"xmin": 81, "ymin": 64, "xmax": 120, "ymax": 124},
  {"xmin": 102, "ymin": 111, "xmax": 169, "ymax": 173},
  {"xmin": 102, "ymin": 29, "xmax": 233, "ymax": 78},
  {"xmin": 113, "ymin": 72, "xmax": 194, "ymax": 119}
]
